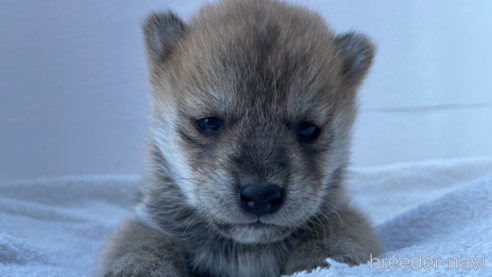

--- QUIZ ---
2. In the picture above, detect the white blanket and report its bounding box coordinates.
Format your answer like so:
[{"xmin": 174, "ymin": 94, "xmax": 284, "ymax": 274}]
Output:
[{"xmin": 1, "ymin": 158, "xmax": 491, "ymax": 276}]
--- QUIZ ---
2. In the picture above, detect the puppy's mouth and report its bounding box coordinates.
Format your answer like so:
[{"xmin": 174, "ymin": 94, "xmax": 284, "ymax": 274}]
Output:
[
  {"xmin": 214, "ymin": 220, "xmax": 275, "ymax": 230},
  {"xmin": 211, "ymin": 219, "xmax": 293, "ymax": 243}
]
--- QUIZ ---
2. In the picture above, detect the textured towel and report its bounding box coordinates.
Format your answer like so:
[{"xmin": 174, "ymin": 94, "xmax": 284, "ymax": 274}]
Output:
[{"xmin": 1, "ymin": 158, "xmax": 491, "ymax": 276}]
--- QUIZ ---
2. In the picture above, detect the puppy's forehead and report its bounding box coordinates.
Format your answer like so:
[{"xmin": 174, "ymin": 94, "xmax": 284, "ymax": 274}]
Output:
[{"xmin": 167, "ymin": 1, "xmax": 343, "ymax": 121}]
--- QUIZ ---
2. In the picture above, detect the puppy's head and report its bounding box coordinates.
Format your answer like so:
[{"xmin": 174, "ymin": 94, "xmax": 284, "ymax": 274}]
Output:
[{"xmin": 143, "ymin": 0, "xmax": 375, "ymax": 243}]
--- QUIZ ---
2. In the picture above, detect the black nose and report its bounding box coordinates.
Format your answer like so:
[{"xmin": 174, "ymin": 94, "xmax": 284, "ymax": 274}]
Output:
[{"xmin": 239, "ymin": 184, "xmax": 284, "ymax": 217}]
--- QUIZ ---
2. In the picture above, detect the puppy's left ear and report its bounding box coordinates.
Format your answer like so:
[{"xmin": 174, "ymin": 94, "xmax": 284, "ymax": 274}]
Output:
[
  {"xmin": 335, "ymin": 32, "xmax": 376, "ymax": 85},
  {"xmin": 143, "ymin": 11, "xmax": 187, "ymax": 65}
]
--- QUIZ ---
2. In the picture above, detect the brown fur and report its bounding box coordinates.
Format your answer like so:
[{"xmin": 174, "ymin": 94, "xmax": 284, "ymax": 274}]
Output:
[{"xmin": 96, "ymin": 0, "xmax": 381, "ymax": 276}]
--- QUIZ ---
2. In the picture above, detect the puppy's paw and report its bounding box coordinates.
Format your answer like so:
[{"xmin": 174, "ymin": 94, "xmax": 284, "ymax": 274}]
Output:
[
  {"xmin": 96, "ymin": 220, "xmax": 189, "ymax": 277},
  {"xmin": 101, "ymin": 254, "xmax": 188, "ymax": 277},
  {"xmin": 283, "ymin": 250, "xmax": 331, "ymax": 275},
  {"xmin": 328, "ymin": 250, "xmax": 369, "ymax": 266}
]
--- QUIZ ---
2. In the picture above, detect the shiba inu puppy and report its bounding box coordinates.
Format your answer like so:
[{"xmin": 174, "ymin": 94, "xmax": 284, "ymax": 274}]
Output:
[{"xmin": 96, "ymin": 0, "xmax": 381, "ymax": 276}]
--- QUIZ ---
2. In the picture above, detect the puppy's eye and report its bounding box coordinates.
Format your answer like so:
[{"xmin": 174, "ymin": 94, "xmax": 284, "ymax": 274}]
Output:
[
  {"xmin": 297, "ymin": 123, "xmax": 320, "ymax": 142},
  {"xmin": 195, "ymin": 117, "xmax": 223, "ymax": 134}
]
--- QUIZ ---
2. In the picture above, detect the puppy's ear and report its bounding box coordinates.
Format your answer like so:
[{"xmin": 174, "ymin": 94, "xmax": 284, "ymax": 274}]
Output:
[
  {"xmin": 335, "ymin": 32, "xmax": 376, "ymax": 85},
  {"xmin": 143, "ymin": 11, "xmax": 187, "ymax": 65}
]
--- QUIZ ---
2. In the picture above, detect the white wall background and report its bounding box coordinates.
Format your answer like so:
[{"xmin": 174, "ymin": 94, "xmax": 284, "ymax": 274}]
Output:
[{"xmin": 1, "ymin": 0, "xmax": 491, "ymax": 181}]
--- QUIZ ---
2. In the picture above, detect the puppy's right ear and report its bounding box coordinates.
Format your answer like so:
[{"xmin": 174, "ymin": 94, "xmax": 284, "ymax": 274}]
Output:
[{"xmin": 143, "ymin": 11, "xmax": 187, "ymax": 65}]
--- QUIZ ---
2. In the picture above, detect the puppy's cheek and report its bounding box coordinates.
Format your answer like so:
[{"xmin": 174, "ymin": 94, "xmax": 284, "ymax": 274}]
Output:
[
  {"xmin": 196, "ymin": 171, "xmax": 240, "ymax": 214},
  {"xmin": 194, "ymin": 185, "xmax": 238, "ymax": 219},
  {"xmin": 283, "ymin": 187, "xmax": 324, "ymax": 223}
]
